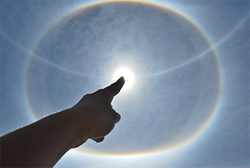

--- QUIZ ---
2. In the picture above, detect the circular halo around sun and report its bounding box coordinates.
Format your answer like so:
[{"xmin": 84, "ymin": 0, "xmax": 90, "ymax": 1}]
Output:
[
  {"xmin": 25, "ymin": 1, "xmax": 222, "ymax": 157},
  {"xmin": 113, "ymin": 67, "xmax": 135, "ymax": 90}
]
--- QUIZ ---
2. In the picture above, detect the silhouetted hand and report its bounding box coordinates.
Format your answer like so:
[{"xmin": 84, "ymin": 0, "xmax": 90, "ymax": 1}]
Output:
[
  {"xmin": 0, "ymin": 76, "xmax": 125, "ymax": 167},
  {"xmin": 70, "ymin": 77, "xmax": 125, "ymax": 147}
]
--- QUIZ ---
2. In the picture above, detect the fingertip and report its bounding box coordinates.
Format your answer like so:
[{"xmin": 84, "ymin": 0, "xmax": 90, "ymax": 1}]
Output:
[
  {"xmin": 105, "ymin": 76, "xmax": 125, "ymax": 97},
  {"xmin": 115, "ymin": 76, "xmax": 125, "ymax": 90},
  {"xmin": 119, "ymin": 76, "xmax": 125, "ymax": 84}
]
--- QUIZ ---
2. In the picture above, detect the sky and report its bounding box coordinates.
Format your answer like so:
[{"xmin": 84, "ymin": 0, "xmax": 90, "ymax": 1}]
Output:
[{"xmin": 0, "ymin": 0, "xmax": 249, "ymax": 167}]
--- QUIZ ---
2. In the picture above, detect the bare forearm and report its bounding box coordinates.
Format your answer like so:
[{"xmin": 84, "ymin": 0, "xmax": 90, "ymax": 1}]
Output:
[
  {"xmin": 1, "ymin": 109, "xmax": 79, "ymax": 167},
  {"xmin": 0, "ymin": 77, "xmax": 125, "ymax": 167}
]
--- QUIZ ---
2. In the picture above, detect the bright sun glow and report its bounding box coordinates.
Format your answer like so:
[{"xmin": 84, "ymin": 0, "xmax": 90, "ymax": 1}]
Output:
[{"xmin": 113, "ymin": 67, "xmax": 135, "ymax": 90}]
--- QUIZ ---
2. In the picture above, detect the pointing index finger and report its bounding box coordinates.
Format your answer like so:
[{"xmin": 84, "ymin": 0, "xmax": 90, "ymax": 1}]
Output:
[{"xmin": 104, "ymin": 76, "xmax": 125, "ymax": 99}]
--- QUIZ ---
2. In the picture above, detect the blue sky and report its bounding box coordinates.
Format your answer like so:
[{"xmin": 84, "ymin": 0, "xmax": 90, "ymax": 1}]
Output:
[{"xmin": 1, "ymin": 0, "xmax": 249, "ymax": 167}]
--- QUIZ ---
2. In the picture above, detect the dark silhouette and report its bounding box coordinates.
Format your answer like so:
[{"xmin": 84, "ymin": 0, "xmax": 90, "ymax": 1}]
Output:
[{"xmin": 0, "ymin": 77, "xmax": 125, "ymax": 167}]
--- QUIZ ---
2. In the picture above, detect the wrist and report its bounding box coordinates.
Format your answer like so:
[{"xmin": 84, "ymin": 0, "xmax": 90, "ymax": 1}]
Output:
[{"xmin": 62, "ymin": 108, "xmax": 93, "ymax": 148}]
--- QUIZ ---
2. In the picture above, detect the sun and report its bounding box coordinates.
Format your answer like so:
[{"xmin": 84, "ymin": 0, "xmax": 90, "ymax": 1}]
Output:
[{"xmin": 113, "ymin": 67, "xmax": 135, "ymax": 90}]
